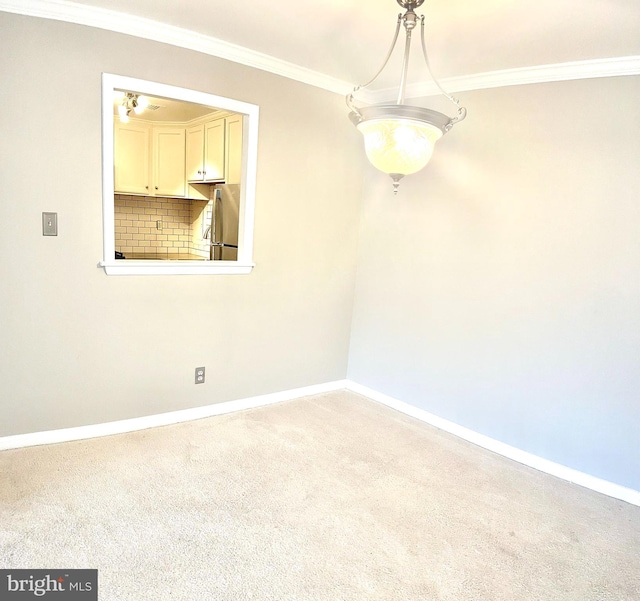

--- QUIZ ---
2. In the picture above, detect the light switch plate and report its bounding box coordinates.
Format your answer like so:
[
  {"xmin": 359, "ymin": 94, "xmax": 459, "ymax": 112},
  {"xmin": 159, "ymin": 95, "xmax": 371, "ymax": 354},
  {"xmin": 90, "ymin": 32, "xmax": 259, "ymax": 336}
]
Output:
[{"xmin": 42, "ymin": 212, "xmax": 57, "ymax": 236}]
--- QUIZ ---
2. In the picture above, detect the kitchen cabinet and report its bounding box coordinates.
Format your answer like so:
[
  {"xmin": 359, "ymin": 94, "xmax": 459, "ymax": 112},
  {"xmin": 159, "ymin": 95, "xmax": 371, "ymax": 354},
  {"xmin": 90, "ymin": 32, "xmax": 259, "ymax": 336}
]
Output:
[
  {"xmin": 114, "ymin": 122, "xmax": 150, "ymax": 195},
  {"xmin": 185, "ymin": 124, "xmax": 204, "ymax": 182},
  {"xmin": 186, "ymin": 114, "xmax": 242, "ymax": 185},
  {"xmin": 225, "ymin": 114, "xmax": 243, "ymax": 186},
  {"xmin": 186, "ymin": 118, "xmax": 225, "ymax": 183},
  {"xmin": 152, "ymin": 127, "xmax": 186, "ymax": 197},
  {"xmin": 115, "ymin": 122, "xmax": 186, "ymax": 197},
  {"xmin": 204, "ymin": 119, "xmax": 226, "ymax": 181}
]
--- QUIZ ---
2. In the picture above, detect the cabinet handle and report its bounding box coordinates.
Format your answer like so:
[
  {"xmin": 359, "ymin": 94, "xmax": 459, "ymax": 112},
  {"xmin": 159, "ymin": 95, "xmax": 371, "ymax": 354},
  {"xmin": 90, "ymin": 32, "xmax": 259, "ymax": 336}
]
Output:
[
  {"xmin": 155, "ymin": 186, "xmax": 158, "ymax": 190},
  {"xmin": 145, "ymin": 185, "xmax": 149, "ymax": 189}
]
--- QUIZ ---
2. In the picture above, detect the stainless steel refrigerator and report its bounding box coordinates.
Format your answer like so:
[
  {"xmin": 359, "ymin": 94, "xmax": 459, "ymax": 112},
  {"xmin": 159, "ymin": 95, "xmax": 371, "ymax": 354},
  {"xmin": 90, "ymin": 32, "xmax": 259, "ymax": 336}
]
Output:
[{"xmin": 211, "ymin": 184, "xmax": 239, "ymax": 261}]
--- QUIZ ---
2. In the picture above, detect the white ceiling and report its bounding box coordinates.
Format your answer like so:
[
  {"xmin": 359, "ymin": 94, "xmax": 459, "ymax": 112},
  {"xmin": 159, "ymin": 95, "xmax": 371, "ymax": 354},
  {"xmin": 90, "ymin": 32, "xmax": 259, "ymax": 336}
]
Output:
[{"xmin": 6, "ymin": 0, "xmax": 640, "ymax": 92}]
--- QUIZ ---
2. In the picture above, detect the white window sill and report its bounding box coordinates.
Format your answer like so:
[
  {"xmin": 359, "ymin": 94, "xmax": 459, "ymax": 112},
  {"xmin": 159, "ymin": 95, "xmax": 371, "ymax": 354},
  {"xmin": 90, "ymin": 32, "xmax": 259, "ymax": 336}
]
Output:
[{"xmin": 99, "ymin": 260, "xmax": 255, "ymax": 275}]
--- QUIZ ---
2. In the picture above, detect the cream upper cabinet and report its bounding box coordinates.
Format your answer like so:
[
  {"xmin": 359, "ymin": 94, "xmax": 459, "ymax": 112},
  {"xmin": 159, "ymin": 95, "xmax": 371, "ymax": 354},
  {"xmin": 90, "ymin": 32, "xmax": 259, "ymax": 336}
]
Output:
[
  {"xmin": 115, "ymin": 122, "xmax": 186, "ymax": 197},
  {"xmin": 204, "ymin": 118, "xmax": 225, "ymax": 181},
  {"xmin": 187, "ymin": 117, "xmax": 226, "ymax": 183},
  {"xmin": 225, "ymin": 115, "xmax": 243, "ymax": 186},
  {"xmin": 186, "ymin": 124, "xmax": 205, "ymax": 182},
  {"xmin": 153, "ymin": 127, "xmax": 186, "ymax": 197},
  {"xmin": 115, "ymin": 112, "xmax": 242, "ymax": 199},
  {"xmin": 115, "ymin": 122, "xmax": 150, "ymax": 195},
  {"xmin": 186, "ymin": 114, "xmax": 242, "ymax": 185}
]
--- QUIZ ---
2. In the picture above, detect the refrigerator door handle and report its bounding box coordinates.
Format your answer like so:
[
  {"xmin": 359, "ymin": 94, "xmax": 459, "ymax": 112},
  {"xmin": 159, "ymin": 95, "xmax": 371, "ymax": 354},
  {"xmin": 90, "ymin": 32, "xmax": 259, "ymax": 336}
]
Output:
[{"xmin": 214, "ymin": 190, "xmax": 223, "ymax": 245}]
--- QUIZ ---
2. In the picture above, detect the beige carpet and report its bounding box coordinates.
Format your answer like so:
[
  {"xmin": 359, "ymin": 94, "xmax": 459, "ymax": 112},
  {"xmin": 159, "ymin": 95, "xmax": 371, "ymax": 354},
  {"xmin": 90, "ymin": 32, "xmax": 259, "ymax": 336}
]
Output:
[{"xmin": 1, "ymin": 390, "xmax": 638, "ymax": 600}]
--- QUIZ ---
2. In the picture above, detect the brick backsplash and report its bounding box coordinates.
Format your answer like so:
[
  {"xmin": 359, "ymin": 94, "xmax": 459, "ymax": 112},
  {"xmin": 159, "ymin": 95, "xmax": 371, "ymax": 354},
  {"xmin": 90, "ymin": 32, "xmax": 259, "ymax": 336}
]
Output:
[{"xmin": 114, "ymin": 195, "xmax": 211, "ymax": 257}]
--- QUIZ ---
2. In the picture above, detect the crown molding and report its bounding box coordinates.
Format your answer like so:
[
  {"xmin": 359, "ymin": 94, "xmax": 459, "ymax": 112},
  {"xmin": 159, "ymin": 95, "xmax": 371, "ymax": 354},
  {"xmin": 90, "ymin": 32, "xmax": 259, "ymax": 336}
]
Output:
[
  {"xmin": 364, "ymin": 56, "xmax": 640, "ymax": 103},
  {"xmin": 2, "ymin": 0, "xmax": 639, "ymax": 103},
  {"xmin": 0, "ymin": 0, "xmax": 354, "ymax": 96}
]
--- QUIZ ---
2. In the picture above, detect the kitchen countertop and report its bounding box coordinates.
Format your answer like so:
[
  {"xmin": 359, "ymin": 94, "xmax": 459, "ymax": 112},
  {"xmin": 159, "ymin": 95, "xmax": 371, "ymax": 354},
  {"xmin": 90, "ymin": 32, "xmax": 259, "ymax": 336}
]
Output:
[{"xmin": 122, "ymin": 253, "xmax": 208, "ymax": 261}]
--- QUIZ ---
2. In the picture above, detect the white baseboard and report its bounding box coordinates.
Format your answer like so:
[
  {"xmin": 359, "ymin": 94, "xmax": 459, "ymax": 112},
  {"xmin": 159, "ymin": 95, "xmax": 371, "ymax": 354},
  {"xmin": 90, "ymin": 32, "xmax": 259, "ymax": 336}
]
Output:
[
  {"xmin": 2, "ymin": 378, "xmax": 637, "ymax": 507},
  {"xmin": 0, "ymin": 379, "xmax": 349, "ymax": 452},
  {"xmin": 345, "ymin": 381, "xmax": 640, "ymax": 507}
]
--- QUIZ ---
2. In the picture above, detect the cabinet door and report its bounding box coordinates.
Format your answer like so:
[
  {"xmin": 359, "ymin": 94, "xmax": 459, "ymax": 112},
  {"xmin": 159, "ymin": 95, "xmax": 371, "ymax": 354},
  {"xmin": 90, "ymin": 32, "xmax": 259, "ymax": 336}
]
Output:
[
  {"xmin": 203, "ymin": 118, "xmax": 225, "ymax": 181},
  {"xmin": 186, "ymin": 124, "xmax": 205, "ymax": 182},
  {"xmin": 114, "ymin": 122, "xmax": 150, "ymax": 194},
  {"xmin": 225, "ymin": 115, "xmax": 243, "ymax": 185},
  {"xmin": 153, "ymin": 128, "xmax": 186, "ymax": 197}
]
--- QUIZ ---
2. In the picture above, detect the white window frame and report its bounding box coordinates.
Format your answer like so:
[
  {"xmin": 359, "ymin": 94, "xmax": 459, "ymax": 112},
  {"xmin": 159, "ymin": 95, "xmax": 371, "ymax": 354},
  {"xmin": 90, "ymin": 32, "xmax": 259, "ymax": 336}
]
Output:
[{"xmin": 99, "ymin": 73, "xmax": 259, "ymax": 275}]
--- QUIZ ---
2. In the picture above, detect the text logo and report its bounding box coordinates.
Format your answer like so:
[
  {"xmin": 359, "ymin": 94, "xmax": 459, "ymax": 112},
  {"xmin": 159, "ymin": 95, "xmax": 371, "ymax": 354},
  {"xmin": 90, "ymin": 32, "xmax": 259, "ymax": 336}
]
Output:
[{"xmin": 0, "ymin": 570, "xmax": 97, "ymax": 600}]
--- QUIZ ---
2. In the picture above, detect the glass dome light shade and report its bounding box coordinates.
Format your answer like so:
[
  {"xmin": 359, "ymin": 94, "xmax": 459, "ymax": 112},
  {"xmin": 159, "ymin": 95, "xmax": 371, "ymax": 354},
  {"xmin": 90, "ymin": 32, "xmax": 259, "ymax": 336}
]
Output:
[
  {"xmin": 357, "ymin": 117, "xmax": 442, "ymax": 176},
  {"xmin": 349, "ymin": 105, "xmax": 452, "ymax": 178}
]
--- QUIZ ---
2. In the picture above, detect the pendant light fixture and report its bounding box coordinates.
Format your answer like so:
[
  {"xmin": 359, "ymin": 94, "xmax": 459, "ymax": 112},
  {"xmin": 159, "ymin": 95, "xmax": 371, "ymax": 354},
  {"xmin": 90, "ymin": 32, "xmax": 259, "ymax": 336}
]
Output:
[{"xmin": 347, "ymin": 0, "xmax": 467, "ymax": 193}]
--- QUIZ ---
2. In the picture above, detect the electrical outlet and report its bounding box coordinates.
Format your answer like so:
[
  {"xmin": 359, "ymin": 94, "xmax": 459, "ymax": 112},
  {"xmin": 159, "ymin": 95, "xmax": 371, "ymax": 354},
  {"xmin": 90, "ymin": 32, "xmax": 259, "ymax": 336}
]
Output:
[{"xmin": 195, "ymin": 366, "xmax": 205, "ymax": 384}]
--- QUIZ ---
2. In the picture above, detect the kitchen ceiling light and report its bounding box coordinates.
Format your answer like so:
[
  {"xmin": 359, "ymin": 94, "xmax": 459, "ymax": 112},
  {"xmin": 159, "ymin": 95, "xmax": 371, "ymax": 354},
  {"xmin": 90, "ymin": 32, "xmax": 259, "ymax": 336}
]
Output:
[
  {"xmin": 134, "ymin": 94, "xmax": 149, "ymax": 112},
  {"xmin": 119, "ymin": 92, "xmax": 149, "ymax": 122},
  {"xmin": 347, "ymin": 0, "xmax": 467, "ymax": 193}
]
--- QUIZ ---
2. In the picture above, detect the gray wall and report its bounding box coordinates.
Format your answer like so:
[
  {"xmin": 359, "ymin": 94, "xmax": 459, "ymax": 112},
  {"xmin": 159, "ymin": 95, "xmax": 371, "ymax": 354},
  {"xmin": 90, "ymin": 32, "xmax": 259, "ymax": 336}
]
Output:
[
  {"xmin": 348, "ymin": 77, "xmax": 640, "ymax": 490},
  {"xmin": 0, "ymin": 13, "xmax": 363, "ymax": 436}
]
